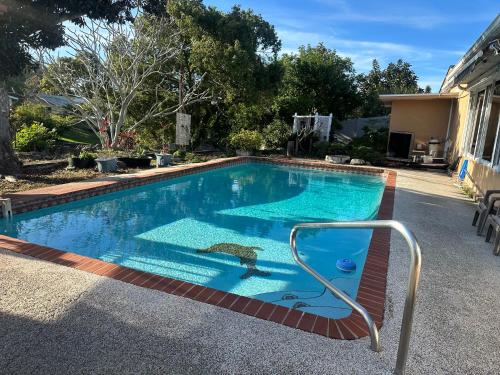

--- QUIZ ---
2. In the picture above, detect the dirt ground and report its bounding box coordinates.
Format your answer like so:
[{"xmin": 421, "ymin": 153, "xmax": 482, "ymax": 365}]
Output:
[{"xmin": 0, "ymin": 167, "xmax": 143, "ymax": 195}]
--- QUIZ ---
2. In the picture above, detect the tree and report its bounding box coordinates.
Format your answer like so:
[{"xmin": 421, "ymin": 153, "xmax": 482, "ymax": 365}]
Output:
[
  {"xmin": 356, "ymin": 59, "xmax": 385, "ymax": 117},
  {"xmin": 165, "ymin": 1, "xmax": 282, "ymax": 146},
  {"xmin": 382, "ymin": 59, "xmax": 419, "ymax": 94},
  {"xmin": 0, "ymin": 0, "xmax": 163, "ymax": 174},
  {"xmin": 41, "ymin": 15, "xmax": 208, "ymax": 148},
  {"xmin": 274, "ymin": 44, "xmax": 359, "ymax": 121},
  {"xmin": 356, "ymin": 58, "xmax": 423, "ymax": 117}
]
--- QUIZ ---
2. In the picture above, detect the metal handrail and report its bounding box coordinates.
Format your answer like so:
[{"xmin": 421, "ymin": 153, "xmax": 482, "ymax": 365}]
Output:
[{"xmin": 290, "ymin": 220, "xmax": 422, "ymax": 375}]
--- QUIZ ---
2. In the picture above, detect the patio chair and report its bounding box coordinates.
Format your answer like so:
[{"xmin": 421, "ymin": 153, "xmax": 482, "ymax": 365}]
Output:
[
  {"xmin": 485, "ymin": 210, "xmax": 500, "ymax": 256},
  {"xmin": 472, "ymin": 190, "xmax": 500, "ymax": 235}
]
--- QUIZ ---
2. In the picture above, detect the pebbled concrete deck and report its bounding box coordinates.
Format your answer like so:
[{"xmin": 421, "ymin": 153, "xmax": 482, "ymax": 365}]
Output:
[{"xmin": 1, "ymin": 169, "xmax": 500, "ymax": 374}]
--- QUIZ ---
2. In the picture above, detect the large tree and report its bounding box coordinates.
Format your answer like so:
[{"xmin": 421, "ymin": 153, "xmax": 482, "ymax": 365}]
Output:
[
  {"xmin": 41, "ymin": 15, "xmax": 207, "ymax": 148},
  {"xmin": 163, "ymin": 0, "xmax": 282, "ymax": 146},
  {"xmin": 0, "ymin": 0, "xmax": 163, "ymax": 174},
  {"xmin": 357, "ymin": 58, "xmax": 426, "ymax": 117},
  {"xmin": 274, "ymin": 43, "xmax": 359, "ymax": 121}
]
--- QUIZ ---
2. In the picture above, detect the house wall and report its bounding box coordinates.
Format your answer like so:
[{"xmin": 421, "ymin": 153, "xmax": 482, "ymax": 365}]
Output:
[
  {"xmin": 448, "ymin": 87, "xmax": 500, "ymax": 195},
  {"xmin": 388, "ymin": 99, "xmax": 453, "ymax": 154},
  {"xmin": 460, "ymin": 157, "xmax": 500, "ymax": 195},
  {"xmin": 446, "ymin": 87, "xmax": 471, "ymax": 163}
]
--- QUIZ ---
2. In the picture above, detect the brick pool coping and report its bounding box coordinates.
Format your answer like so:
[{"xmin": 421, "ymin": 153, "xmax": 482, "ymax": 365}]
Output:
[{"xmin": 0, "ymin": 157, "xmax": 395, "ymax": 340}]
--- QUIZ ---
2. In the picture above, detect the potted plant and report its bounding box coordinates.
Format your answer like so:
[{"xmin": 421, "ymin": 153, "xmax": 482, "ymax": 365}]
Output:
[
  {"xmin": 95, "ymin": 150, "xmax": 118, "ymax": 173},
  {"xmin": 78, "ymin": 150, "xmax": 97, "ymax": 168},
  {"xmin": 155, "ymin": 146, "xmax": 172, "ymax": 168},
  {"xmin": 67, "ymin": 150, "xmax": 97, "ymax": 169},
  {"xmin": 229, "ymin": 129, "xmax": 263, "ymax": 156},
  {"xmin": 117, "ymin": 147, "xmax": 152, "ymax": 168},
  {"xmin": 95, "ymin": 157, "xmax": 118, "ymax": 172}
]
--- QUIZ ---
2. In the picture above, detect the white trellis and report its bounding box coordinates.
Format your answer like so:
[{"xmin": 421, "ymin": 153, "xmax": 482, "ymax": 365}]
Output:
[{"xmin": 292, "ymin": 113, "xmax": 333, "ymax": 141}]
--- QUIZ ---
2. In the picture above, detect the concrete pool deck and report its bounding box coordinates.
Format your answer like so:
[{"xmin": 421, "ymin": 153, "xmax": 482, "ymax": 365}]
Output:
[{"xmin": 1, "ymin": 168, "xmax": 499, "ymax": 374}]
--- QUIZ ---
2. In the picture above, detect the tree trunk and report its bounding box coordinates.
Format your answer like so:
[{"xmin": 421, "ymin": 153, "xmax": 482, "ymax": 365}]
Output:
[{"xmin": 0, "ymin": 84, "xmax": 20, "ymax": 175}]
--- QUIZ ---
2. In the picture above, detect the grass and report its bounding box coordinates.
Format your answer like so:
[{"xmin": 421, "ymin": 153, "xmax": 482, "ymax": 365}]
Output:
[{"xmin": 58, "ymin": 126, "xmax": 99, "ymax": 145}]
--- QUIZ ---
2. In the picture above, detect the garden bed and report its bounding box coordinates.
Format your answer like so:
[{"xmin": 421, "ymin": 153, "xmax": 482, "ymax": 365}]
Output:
[{"xmin": 0, "ymin": 167, "xmax": 142, "ymax": 195}]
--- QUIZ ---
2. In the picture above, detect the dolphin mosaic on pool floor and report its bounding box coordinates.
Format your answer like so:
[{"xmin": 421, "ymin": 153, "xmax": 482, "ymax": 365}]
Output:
[{"xmin": 0, "ymin": 157, "xmax": 395, "ymax": 340}]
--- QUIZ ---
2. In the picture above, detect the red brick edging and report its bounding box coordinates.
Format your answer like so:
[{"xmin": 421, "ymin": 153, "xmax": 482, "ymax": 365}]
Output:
[{"xmin": 0, "ymin": 157, "xmax": 396, "ymax": 340}]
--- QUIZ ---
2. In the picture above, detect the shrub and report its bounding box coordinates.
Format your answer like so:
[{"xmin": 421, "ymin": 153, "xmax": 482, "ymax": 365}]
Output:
[
  {"xmin": 350, "ymin": 146, "xmax": 384, "ymax": 165},
  {"xmin": 229, "ymin": 129, "xmax": 263, "ymax": 151},
  {"xmin": 329, "ymin": 143, "xmax": 348, "ymax": 155},
  {"xmin": 351, "ymin": 127, "xmax": 389, "ymax": 154},
  {"xmin": 185, "ymin": 152, "xmax": 206, "ymax": 163},
  {"xmin": 14, "ymin": 122, "xmax": 57, "ymax": 152},
  {"xmin": 312, "ymin": 141, "xmax": 331, "ymax": 157},
  {"xmin": 79, "ymin": 150, "xmax": 97, "ymax": 161},
  {"xmin": 10, "ymin": 102, "xmax": 75, "ymax": 134},
  {"xmin": 312, "ymin": 142, "xmax": 348, "ymax": 158},
  {"xmin": 263, "ymin": 119, "xmax": 292, "ymax": 149},
  {"xmin": 173, "ymin": 149, "xmax": 186, "ymax": 159}
]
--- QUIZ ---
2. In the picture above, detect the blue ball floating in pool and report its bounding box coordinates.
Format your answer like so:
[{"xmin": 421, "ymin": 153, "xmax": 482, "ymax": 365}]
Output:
[{"xmin": 336, "ymin": 258, "xmax": 356, "ymax": 272}]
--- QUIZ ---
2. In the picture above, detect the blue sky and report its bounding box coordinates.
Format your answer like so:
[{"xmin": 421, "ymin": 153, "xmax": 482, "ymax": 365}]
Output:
[{"xmin": 205, "ymin": 0, "xmax": 499, "ymax": 91}]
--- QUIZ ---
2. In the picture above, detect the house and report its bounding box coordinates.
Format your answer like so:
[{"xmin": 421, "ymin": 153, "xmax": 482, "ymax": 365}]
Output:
[
  {"xmin": 33, "ymin": 94, "xmax": 85, "ymax": 114},
  {"xmin": 380, "ymin": 14, "xmax": 500, "ymax": 195}
]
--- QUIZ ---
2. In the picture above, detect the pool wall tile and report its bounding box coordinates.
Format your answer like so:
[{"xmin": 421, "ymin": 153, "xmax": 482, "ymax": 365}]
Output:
[{"xmin": 0, "ymin": 157, "xmax": 396, "ymax": 342}]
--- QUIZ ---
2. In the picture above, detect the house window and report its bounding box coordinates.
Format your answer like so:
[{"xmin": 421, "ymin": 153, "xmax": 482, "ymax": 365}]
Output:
[
  {"xmin": 468, "ymin": 90, "xmax": 487, "ymax": 156},
  {"xmin": 480, "ymin": 81, "xmax": 500, "ymax": 163}
]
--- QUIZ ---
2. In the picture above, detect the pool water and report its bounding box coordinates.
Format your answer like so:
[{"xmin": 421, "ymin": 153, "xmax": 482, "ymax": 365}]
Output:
[{"xmin": 0, "ymin": 163, "xmax": 385, "ymax": 319}]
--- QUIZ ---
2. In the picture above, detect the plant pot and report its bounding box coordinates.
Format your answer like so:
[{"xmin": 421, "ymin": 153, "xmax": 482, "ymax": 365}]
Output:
[
  {"xmin": 95, "ymin": 157, "xmax": 118, "ymax": 173},
  {"xmin": 117, "ymin": 157, "xmax": 152, "ymax": 168},
  {"xmin": 79, "ymin": 158, "xmax": 96, "ymax": 169},
  {"xmin": 236, "ymin": 150, "xmax": 252, "ymax": 156},
  {"xmin": 156, "ymin": 153, "xmax": 172, "ymax": 168}
]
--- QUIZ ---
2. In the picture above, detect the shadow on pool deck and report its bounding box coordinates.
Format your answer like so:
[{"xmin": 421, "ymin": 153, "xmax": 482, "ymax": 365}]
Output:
[{"xmin": 1, "ymin": 169, "xmax": 500, "ymax": 374}]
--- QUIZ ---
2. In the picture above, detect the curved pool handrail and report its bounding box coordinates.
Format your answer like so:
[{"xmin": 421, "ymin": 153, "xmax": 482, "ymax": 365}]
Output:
[{"xmin": 289, "ymin": 220, "xmax": 422, "ymax": 375}]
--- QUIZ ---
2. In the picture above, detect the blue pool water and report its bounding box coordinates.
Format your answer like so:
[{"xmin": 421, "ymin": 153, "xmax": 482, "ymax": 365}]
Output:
[{"xmin": 0, "ymin": 163, "xmax": 385, "ymax": 319}]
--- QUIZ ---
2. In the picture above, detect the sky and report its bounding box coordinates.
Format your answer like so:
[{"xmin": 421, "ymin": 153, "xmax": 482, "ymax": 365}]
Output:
[{"xmin": 205, "ymin": 0, "xmax": 499, "ymax": 91}]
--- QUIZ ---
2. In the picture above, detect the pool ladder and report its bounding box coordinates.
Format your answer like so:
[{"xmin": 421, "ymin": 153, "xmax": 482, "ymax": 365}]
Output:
[{"xmin": 290, "ymin": 220, "xmax": 421, "ymax": 375}]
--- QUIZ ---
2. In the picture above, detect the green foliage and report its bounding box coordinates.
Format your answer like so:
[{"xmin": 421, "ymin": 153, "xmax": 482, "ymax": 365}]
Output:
[
  {"xmin": 58, "ymin": 126, "xmax": 99, "ymax": 145},
  {"xmin": 164, "ymin": 1, "xmax": 283, "ymax": 145},
  {"xmin": 185, "ymin": 152, "xmax": 206, "ymax": 163},
  {"xmin": 136, "ymin": 122, "xmax": 175, "ymax": 151},
  {"xmin": 312, "ymin": 141, "xmax": 330, "ymax": 158},
  {"xmin": 229, "ymin": 129, "xmax": 263, "ymax": 151},
  {"xmin": 173, "ymin": 149, "xmax": 187, "ymax": 159},
  {"xmin": 274, "ymin": 44, "xmax": 359, "ymax": 121},
  {"xmin": 357, "ymin": 59, "xmax": 423, "ymax": 117},
  {"xmin": 14, "ymin": 122, "xmax": 57, "ymax": 152},
  {"xmin": 10, "ymin": 102, "xmax": 75, "ymax": 133},
  {"xmin": 78, "ymin": 150, "xmax": 97, "ymax": 161},
  {"xmin": 312, "ymin": 142, "xmax": 348, "ymax": 158},
  {"xmin": 228, "ymin": 103, "xmax": 269, "ymax": 132},
  {"xmin": 0, "ymin": 0, "xmax": 163, "ymax": 81},
  {"xmin": 351, "ymin": 127, "xmax": 389, "ymax": 153},
  {"xmin": 263, "ymin": 118, "xmax": 292, "ymax": 148},
  {"xmin": 350, "ymin": 146, "xmax": 384, "ymax": 165}
]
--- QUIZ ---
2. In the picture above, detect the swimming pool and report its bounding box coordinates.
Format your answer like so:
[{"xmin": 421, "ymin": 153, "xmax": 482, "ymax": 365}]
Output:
[{"xmin": 0, "ymin": 162, "xmax": 385, "ymax": 319}]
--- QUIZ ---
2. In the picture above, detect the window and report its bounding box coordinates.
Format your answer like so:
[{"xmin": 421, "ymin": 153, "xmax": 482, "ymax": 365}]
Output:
[
  {"xmin": 468, "ymin": 90, "xmax": 486, "ymax": 156},
  {"xmin": 481, "ymin": 81, "xmax": 500, "ymax": 163}
]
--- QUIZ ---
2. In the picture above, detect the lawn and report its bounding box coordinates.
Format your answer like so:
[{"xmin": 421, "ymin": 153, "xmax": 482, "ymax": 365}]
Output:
[{"xmin": 58, "ymin": 126, "xmax": 99, "ymax": 145}]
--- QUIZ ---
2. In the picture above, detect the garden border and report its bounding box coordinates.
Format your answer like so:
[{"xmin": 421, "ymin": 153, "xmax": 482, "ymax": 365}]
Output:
[{"xmin": 0, "ymin": 156, "xmax": 395, "ymax": 340}]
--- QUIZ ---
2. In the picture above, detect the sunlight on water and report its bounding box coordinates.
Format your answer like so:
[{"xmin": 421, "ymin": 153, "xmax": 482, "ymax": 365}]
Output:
[{"xmin": 0, "ymin": 163, "xmax": 385, "ymax": 319}]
